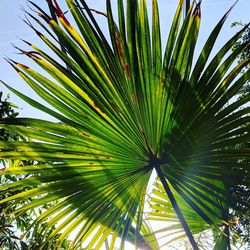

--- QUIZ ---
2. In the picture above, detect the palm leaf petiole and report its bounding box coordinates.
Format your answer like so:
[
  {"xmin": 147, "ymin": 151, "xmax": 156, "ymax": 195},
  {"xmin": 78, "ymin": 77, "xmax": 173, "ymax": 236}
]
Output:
[{"xmin": 150, "ymin": 155, "xmax": 199, "ymax": 250}]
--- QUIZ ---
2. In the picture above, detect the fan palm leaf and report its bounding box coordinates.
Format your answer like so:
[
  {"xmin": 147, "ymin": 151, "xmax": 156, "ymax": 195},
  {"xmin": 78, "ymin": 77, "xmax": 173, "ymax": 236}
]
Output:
[
  {"xmin": 147, "ymin": 178, "xmax": 243, "ymax": 249},
  {"xmin": 0, "ymin": 0, "xmax": 249, "ymax": 249}
]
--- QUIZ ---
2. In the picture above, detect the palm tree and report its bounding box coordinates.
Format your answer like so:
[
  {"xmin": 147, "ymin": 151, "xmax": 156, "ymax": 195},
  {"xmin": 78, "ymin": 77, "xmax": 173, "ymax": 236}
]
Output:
[{"xmin": 0, "ymin": 0, "xmax": 249, "ymax": 249}]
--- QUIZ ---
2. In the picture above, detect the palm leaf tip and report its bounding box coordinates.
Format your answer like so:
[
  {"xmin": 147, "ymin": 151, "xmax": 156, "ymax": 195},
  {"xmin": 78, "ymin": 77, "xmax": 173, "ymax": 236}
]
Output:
[{"xmin": 0, "ymin": 0, "xmax": 249, "ymax": 249}]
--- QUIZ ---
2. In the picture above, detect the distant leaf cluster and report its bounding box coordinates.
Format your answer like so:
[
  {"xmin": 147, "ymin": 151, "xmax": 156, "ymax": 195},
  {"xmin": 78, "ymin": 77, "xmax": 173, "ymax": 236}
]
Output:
[
  {"xmin": 232, "ymin": 22, "xmax": 250, "ymax": 67},
  {"xmin": 0, "ymin": 92, "xmax": 19, "ymax": 142}
]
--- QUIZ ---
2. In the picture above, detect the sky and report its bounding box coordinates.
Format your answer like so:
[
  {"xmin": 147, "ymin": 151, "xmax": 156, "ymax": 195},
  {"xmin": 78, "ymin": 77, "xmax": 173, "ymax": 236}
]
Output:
[{"xmin": 0, "ymin": 0, "xmax": 249, "ymax": 120}]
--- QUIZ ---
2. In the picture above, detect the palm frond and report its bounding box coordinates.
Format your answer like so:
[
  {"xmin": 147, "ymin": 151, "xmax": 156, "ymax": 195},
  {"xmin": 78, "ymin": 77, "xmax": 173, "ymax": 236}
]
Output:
[{"xmin": 0, "ymin": 0, "xmax": 249, "ymax": 249}]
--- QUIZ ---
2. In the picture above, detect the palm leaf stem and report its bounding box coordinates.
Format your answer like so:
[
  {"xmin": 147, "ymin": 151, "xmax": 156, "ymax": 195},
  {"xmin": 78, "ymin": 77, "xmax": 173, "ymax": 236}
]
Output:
[
  {"xmin": 152, "ymin": 156, "xmax": 199, "ymax": 250},
  {"xmin": 105, "ymin": 238, "xmax": 109, "ymax": 249},
  {"xmin": 224, "ymin": 206, "xmax": 231, "ymax": 250},
  {"xmin": 225, "ymin": 225, "xmax": 231, "ymax": 250}
]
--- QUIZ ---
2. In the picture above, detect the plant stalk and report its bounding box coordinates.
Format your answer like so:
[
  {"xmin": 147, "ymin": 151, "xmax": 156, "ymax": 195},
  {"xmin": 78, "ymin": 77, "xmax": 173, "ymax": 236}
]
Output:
[
  {"xmin": 154, "ymin": 163, "xmax": 199, "ymax": 250},
  {"xmin": 105, "ymin": 239, "xmax": 109, "ymax": 250},
  {"xmin": 225, "ymin": 225, "xmax": 231, "ymax": 250}
]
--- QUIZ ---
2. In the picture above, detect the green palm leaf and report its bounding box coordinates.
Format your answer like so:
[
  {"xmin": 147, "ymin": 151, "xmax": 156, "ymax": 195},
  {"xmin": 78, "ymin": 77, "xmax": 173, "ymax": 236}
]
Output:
[
  {"xmin": 148, "ymin": 178, "xmax": 238, "ymax": 249},
  {"xmin": 0, "ymin": 0, "xmax": 249, "ymax": 249}
]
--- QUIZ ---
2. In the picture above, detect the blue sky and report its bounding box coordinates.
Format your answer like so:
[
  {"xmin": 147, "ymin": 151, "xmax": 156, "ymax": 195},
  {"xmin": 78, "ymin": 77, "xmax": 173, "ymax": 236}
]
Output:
[{"xmin": 0, "ymin": 0, "xmax": 249, "ymax": 120}]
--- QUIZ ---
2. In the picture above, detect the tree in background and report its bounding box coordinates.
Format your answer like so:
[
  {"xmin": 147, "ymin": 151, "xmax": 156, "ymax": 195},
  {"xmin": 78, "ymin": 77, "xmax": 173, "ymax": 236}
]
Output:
[
  {"xmin": 232, "ymin": 22, "xmax": 250, "ymax": 93},
  {"xmin": 228, "ymin": 21, "xmax": 250, "ymax": 249},
  {"xmin": 0, "ymin": 92, "xmax": 21, "ymax": 249},
  {"xmin": 0, "ymin": 92, "xmax": 19, "ymax": 147},
  {"xmin": 0, "ymin": 93, "xmax": 71, "ymax": 249},
  {"xmin": 0, "ymin": 0, "xmax": 249, "ymax": 249}
]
